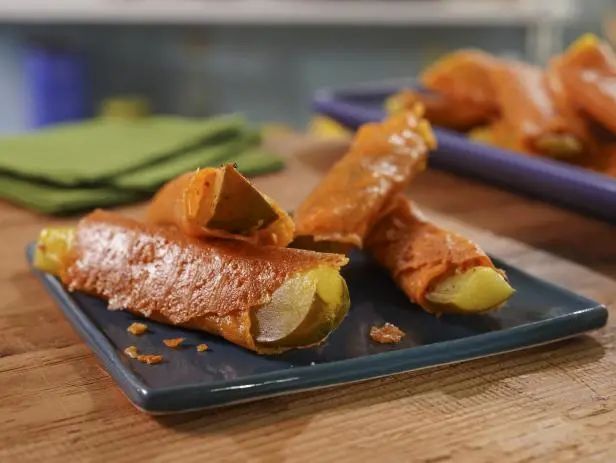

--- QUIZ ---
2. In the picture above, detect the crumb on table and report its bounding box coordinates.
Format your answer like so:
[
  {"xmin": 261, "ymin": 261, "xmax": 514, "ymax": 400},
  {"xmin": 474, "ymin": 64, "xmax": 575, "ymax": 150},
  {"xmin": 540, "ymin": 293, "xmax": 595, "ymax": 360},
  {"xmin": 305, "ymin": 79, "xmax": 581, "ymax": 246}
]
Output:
[
  {"xmin": 124, "ymin": 345, "xmax": 139, "ymax": 359},
  {"xmin": 370, "ymin": 323, "xmax": 405, "ymax": 344},
  {"xmin": 196, "ymin": 343, "xmax": 209, "ymax": 352},
  {"xmin": 137, "ymin": 354, "xmax": 163, "ymax": 365},
  {"xmin": 127, "ymin": 322, "xmax": 148, "ymax": 335},
  {"xmin": 163, "ymin": 338, "xmax": 185, "ymax": 349}
]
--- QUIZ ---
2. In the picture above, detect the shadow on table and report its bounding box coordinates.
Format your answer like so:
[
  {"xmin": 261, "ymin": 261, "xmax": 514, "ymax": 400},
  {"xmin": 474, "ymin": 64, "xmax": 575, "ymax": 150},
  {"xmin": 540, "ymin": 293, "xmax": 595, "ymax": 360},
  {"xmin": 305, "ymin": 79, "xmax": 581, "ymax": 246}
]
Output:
[{"xmin": 153, "ymin": 335, "xmax": 605, "ymax": 459}]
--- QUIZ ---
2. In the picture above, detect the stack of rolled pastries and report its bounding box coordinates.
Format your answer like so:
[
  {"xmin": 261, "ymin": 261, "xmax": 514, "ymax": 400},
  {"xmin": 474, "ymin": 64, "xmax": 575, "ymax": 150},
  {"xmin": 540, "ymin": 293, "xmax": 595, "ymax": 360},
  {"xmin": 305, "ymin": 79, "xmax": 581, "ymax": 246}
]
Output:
[
  {"xmin": 34, "ymin": 106, "xmax": 514, "ymax": 354},
  {"xmin": 387, "ymin": 34, "xmax": 616, "ymax": 177}
]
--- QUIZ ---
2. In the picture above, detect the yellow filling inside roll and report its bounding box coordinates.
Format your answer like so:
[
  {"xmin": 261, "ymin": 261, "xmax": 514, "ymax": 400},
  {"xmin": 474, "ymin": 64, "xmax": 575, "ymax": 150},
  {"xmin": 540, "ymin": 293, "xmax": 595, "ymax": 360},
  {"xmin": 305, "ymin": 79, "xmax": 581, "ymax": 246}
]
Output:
[
  {"xmin": 252, "ymin": 266, "xmax": 350, "ymax": 348},
  {"xmin": 426, "ymin": 266, "xmax": 514, "ymax": 314}
]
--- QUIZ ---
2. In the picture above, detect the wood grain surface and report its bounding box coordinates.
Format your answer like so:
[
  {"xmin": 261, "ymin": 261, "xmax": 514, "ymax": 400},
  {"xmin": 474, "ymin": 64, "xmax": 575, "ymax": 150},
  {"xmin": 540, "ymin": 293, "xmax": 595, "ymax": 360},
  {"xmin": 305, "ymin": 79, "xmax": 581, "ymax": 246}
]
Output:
[{"xmin": 1, "ymin": 134, "xmax": 615, "ymax": 462}]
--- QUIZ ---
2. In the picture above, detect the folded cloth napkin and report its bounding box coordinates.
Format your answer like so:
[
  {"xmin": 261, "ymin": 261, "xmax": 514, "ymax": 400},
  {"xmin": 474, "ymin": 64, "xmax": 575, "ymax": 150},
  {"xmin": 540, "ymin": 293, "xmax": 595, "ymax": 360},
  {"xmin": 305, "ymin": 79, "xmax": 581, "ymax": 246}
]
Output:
[
  {"xmin": 113, "ymin": 131, "xmax": 262, "ymax": 191},
  {"xmin": 0, "ymin": 114, "xmax": 244, "ymax": 186},
  {"xmin": 0, "ymin": 174, "xmax": 142, "ymax": 215},
  {"xmin": 0, "ymin": 115, "xmax": 285, "ymax": 214},
  {"xmin": 233, "ymin": 148, "xmax": 285, "ymax": 176}
]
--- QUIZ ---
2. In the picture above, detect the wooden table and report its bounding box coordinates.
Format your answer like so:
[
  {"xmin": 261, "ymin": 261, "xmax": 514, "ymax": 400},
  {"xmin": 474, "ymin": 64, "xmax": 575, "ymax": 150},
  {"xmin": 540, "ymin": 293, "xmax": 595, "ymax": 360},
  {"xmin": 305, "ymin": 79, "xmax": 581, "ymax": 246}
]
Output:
[{"xmin": 1, "ymin": 135, "xmax": 615, "ymax": 462}]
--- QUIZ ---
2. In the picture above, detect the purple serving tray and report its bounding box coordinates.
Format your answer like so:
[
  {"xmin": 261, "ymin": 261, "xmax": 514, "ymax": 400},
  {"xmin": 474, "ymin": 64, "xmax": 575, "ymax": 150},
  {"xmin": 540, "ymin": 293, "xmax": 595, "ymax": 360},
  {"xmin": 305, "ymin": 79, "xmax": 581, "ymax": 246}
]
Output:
[{"xmin": 313, "ymin": 80, "xmax": 616, "ymax": 222}]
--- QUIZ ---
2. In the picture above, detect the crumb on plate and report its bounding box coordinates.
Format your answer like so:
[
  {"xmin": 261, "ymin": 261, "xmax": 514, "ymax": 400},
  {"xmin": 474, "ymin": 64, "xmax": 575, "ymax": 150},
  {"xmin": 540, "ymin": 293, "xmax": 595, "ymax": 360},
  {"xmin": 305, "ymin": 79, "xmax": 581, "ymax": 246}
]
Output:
[
  {"xmin": 196, "ymin": 343, "xmax": 209, "ymax": 352},
  {"xmin": 137, "ymin": 354, "xmax": 163, "ymax": 365},
  {"xmin": 163, "ymin": 337, "xmax": 185, "ymax": 349},
  {"xmin": 124, "ymin": 345, "xmax": 139, "ymax": 359},
  {"xmin": 127, "ymin": 322, "xmax": 148, "ymax": 335},
  {"xmin": 370, "ymin": 322, "xmax": 405, "ymax": 344}
]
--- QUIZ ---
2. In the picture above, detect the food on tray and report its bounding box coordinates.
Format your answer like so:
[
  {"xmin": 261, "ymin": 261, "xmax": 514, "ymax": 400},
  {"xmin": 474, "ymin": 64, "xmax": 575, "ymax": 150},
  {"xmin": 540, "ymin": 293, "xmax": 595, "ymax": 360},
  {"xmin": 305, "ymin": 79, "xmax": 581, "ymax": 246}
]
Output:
[
  {"xmin": 252, "ymin": 265, "xmax": 349, "ymax": 347},
  {"xmin": 33, "ymin": 227, "xmax": 75, "ymax": 275},
  {"xmin": 295, "ymin": 107, "xmax": 511, "ymax": 314},
  {"xmin": 124, "ymin": 345, "xmax": 163, "ymax": 364},
  {"xmin": 293, "ymin": 109, "xmax": 436, "ymax": 250},
  {"xmin": 386, "ymin": 50, "xmax": 500, "ymax": 133},
  {"xmin": 147, "ymin": 163, "xmax": 294, "ymax": 246},
  {"xmin": 308, "ymin": 115, "xmax": 352, "ymax": 140},
  {"xmin": 124, "ymin": 346, "xmax": 139, "ymax": 359},
  {"xmin": 369, "ymin": 323, "xmax": 405, "ymax": 344},
  {"xmin": 386, "ymin": 89, "xmax": 493, "ymax": 131},
  {"xmin": 589, "ymin": 143, "xmax": 616, "ymax": 176},
  {"xmin": 127, "ymin": 322, "xmax": 148, "ymax": 335},
  {"xmin": 163, "ymin": 338, "xmax": 185, "ymax": 348},
  {"xmin": 365, "ymin": 196, "xmax": 513, "ymax": 314},
  {"xmin": 34, "ymin": 210, "xmax": 350, "ymax": 353},
  {"xmin": 550, "ymin": 34, "xmax": 616, "ymax": 134},
  {"xmin": 34, "ymin": 101, "xmax": 516, "ymax": 360},
  {"xmin": 386, "ymin": 36, "xmax": 616, "ymax": 177},
  {"xmin": 420, "ymin": 49, "xmax": 500, "ymax": 121},
  {"xmin": 489, "ymin": 60, "xmax": 587, "ymax": 159},
  {"xmin": 137, "ymin": 354, "xmax": 164, "ymax": 365}
]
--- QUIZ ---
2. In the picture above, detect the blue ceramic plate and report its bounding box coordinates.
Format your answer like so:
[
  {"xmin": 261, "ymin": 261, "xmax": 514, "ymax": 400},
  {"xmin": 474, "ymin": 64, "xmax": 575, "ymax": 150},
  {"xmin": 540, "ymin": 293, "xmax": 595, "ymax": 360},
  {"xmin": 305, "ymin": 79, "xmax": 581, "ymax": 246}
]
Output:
[
  {"xmin": 28, "ymin": 244, "xmax": 607, "ymax": 413},
  {"xmin": 312, "ymin": 79, "xmax": 616, "ymax": 222}
]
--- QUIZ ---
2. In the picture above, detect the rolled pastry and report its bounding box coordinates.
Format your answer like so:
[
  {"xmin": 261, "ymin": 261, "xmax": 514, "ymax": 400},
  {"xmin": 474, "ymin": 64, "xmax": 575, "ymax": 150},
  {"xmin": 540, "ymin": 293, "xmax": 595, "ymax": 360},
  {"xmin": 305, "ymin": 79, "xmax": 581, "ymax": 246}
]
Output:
[
  {"xmin": 146, "ymin": 164, "xmax": 294, "ymax": 246},
  {"xmin": 38, "ymin": 210, "xmax": 350, "ymax": 353},
  {"xmin": 365, "ymin": 196, "xmax": 513, "ymax": 314},
  {"xmin": 293, "ymin": 109, "xmax": 436, "ymax": 249},
  {"xmin": 420, "ymin": 49, "xmax": 500, "ymax": 120},
  {"xmin": 549, "ymin": 34, "xmax": 616, "ymax": 135},
  {"xmin": 386, "ymin": 89, "xmax": 493, "ymax": 131},
  {"xmin": 490, "ymin": 60, "xmax": 587, "ymax": 159}
]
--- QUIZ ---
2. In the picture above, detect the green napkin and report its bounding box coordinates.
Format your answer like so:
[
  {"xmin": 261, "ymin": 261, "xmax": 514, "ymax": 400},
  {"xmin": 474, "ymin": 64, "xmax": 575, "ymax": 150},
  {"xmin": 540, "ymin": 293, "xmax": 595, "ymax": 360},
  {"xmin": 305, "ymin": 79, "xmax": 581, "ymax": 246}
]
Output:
[
  {"xmin": 0, "ymin": 114, "xmax": 244, "ymax": 186},
  {"xmin": 234, "ymin": 148, "xmax": 285, "ymax": 176},
  {"xmin": 0, "ymin": 174, "xmax": 143, "ymax": 215},
  {"xmin": 0, "ymin": 114, "xmax": 285, "ymax": 215},
  {"xmin": 114, "ymin": 131, "xmax": 262, "ymax": 191}
]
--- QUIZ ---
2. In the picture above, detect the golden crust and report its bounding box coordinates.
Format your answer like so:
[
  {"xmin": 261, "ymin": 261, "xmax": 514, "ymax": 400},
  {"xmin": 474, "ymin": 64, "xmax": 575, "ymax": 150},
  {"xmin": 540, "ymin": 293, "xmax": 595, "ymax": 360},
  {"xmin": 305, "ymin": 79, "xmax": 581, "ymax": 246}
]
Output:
[
  {"xmin": 137, "ymin": 354, "xmax": 163, "ymax": 365},
  {"xmin": 62, "ymin": 210, "xmax": 348, "ymax": 352},
  {"xmin": 550, "ymin": 36, "xmax": 616, "ymax": 135},
  {"xmin": 127, "ymin": 322, "xmax": 148, "ymax": 335},
  {"xmin": 146, "ymin": 167, "xmax": 294, "ymax": 246},
  {"xmin": 294, "ymin": 111, "xmax": 435, "ymax": 248},
  {"xmin": 489, "ymin": 60, "xmax": 588, "ymax": 155},
  {"xmin": 420, "ymin": 49, "xmax": 499, "ymax": 111},
  {"xmin": 365, "ymin": 196, "xmax": 494, "ymax": 310},
  {"xmin": 388, "ymin": 89, "xmax": 495, "ymax": 131},
  {"xmin": 124, "ymin": 346, "xmax": 139, "ymax": 359},
  {"xmin": 162, "ymin": 338, "xmax": 185, "ymax": 348},
  {"xmin": 369, "ymin": 323, "xmax": 405, "ymax": 344}
]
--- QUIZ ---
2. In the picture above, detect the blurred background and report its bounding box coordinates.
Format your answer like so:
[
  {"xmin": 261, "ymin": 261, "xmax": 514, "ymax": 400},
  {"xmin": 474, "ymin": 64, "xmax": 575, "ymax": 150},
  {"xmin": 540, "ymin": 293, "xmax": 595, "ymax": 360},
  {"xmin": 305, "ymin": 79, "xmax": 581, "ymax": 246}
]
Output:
[{"xmin": 0, "ymin": 0, "xmax": 613, "ymax": 133}]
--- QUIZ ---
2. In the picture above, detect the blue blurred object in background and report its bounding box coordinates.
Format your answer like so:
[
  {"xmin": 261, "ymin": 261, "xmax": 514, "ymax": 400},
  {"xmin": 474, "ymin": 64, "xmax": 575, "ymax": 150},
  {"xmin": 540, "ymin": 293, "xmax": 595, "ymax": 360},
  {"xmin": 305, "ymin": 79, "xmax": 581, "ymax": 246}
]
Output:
[{"xmin": 24, "ymin": 44, "xmax": 89, "ymax": 128}]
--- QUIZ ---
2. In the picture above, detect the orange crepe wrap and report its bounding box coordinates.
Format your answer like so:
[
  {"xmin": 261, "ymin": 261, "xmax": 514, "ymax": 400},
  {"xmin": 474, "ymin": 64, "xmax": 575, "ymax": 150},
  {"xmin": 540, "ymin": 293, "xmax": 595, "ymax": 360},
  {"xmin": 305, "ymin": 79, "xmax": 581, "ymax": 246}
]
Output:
[
  {"xmin": 550, "ymin": 35, "xmax": 616, "ymax": 135},
  {"xmin": 584, "ymin": 142, "xmax": 616, "ymax": 178},
  {"xmin": 489, "ymin": 60, "xmax": 588, "ymax": 157},
  {"xmin": 146, "ymin": 166, "xmax": 294, "ymax": 246},
  {"xmin": 294, "ymin": 109, "xmax": 436, "ymax": 248},
  {"xmin": 365, "ymin": 196, "xmax": 495, "ymax": 312},
  {"xmin": 421, "ymin": 49, "xmax": 500, "ymax": 119},
  {"xmin": 387, "ymin": 89, "xmax": 493, "ymax": 131},
  {"xmin": 468, "ymin": 120, "xmax": 533, "ymax": 152},
  {"xmin": 61, "ymin": 210, "xmax": 348, "ymax": 353}
]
